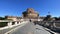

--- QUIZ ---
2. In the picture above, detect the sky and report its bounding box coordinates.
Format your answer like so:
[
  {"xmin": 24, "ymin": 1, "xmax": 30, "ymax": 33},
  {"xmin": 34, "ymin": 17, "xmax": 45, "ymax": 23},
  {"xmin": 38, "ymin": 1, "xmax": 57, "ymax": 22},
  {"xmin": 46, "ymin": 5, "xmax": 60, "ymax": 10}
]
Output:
[{"xmin": 0, "ymin": 0, "xmax": 60, "ymax": 17}]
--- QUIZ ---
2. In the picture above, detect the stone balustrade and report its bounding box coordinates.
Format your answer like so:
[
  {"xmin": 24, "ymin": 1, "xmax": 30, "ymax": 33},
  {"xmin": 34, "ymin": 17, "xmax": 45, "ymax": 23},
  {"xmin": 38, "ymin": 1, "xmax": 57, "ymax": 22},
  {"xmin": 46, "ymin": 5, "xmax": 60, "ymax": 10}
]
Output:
[{"xmin": 0, "ymin": 20, "xmax": 27, "ymax": 30}]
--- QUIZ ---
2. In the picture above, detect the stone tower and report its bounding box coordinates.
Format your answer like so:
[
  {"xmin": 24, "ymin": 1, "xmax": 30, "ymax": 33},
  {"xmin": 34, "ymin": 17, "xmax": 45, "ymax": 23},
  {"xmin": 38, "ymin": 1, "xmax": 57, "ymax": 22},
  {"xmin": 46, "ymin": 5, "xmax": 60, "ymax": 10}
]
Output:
[
  {"xmin": 22, "ymin": 8, "xmax": 39, "ymax": 18},
  {"xmin": 27, "ymin": 8, "xmax": 34, "ymax": 13}
]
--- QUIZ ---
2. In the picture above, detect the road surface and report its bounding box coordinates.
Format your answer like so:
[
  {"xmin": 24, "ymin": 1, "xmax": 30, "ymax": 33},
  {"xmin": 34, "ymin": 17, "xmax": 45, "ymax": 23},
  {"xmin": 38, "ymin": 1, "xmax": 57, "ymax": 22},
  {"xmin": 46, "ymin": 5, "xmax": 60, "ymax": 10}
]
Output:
[
  {"xmin": 0, "ymin": 21, "xmax": 27, "ymax": 34},
  {"xmin": 0, "ymin": 24, "xmax": 22, "ymax": 34},
  {"xmin": 8, "ymin": 22, "xmax": 51, "ymax": 34}
]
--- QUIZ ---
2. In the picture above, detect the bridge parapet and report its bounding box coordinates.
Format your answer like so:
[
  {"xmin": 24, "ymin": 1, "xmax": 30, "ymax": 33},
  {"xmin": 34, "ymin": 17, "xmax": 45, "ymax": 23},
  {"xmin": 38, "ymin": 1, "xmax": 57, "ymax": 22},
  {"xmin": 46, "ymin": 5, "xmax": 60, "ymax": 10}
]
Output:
[
  {"xmin": 0, "ymin": 20, "xmax": 28, "ymax": 30},
  {"xmin": 0, "ymin": 20, "xmax": 13, "ymax": 22},
  {"xmin": 34, "ymin": 21, "xmax": 60, "ymax": 30}
]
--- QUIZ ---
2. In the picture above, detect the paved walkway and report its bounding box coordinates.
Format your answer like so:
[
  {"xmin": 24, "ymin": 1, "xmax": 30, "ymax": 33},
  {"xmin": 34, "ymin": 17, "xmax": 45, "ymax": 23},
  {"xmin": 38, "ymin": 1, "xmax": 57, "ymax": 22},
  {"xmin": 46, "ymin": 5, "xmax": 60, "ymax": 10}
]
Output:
[
  {"xmin": 0, "ymin": 24, "xmax": 21, "ymax": 34},
  {"xmin": 9, "ymin": 22, "xmax": 51, "ymax": 34},
  {"xmin": 0, "ymin": 21, "xmax": 28, "ymax": 34}
]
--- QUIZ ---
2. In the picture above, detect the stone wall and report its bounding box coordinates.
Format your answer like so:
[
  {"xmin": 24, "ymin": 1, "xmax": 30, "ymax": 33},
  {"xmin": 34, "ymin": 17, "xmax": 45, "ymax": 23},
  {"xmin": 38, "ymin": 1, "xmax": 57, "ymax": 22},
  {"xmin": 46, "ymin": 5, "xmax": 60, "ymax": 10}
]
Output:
[{"xmin": 22, "ymin": 8, "xmax": 39, "ymax": 18}]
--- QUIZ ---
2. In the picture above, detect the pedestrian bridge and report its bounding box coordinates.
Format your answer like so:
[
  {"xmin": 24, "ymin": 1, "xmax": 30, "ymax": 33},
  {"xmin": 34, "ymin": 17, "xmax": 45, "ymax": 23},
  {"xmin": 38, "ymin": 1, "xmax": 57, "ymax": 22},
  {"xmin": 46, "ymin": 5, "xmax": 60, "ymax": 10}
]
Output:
[
  {"xmin": 0, "ymin": 20, "xmax": 29, "ymax": 30},
  {"xmin": 0, "ymin": 20, "xmax": 13, "ymax": 22}
]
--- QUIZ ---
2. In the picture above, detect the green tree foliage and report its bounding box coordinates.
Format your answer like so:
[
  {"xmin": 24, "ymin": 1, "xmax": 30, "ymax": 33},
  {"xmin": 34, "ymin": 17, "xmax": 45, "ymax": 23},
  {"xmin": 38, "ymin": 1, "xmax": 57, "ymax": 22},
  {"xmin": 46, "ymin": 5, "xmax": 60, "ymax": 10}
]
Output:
[
  {"xmin": 0, "ymin": 22, "xmax": 8, "ymax": 27},
  {"xmin": 0, "ymin": 17, "xmax": 7, "ymax": 20},
  {"xmin": 22, "ymin": 11, "xmax": 28, "ymax": 17},
  {"xmin": 43, "ymin": 15, "xmax": 52, "ymax": 21},
  {"xmin": 54, "ymin": 17, "xmax": 60, "ymax": 20}
]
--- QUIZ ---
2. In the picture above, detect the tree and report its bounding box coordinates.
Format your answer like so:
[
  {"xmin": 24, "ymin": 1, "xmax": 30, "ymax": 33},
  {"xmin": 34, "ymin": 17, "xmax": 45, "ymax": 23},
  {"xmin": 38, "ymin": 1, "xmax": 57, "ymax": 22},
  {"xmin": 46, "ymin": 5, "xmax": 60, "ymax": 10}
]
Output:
[
  {"xmin": 0, "ymin": 17, "xmax": 5, "ymax": 20},
  {"xmin": 58, "ymin": 17, "xmax": 60, "ymax": 20},
  {"xmin": 22, "ymin": 11, "xmax": 28, "ymax": 17},
  {"xmin": 43, "ymin": 15, "xmax": 52, "ymax": 21},
  {"xmin": 54, "ymin": 17, "xmax": 59, "ymax": 21}
]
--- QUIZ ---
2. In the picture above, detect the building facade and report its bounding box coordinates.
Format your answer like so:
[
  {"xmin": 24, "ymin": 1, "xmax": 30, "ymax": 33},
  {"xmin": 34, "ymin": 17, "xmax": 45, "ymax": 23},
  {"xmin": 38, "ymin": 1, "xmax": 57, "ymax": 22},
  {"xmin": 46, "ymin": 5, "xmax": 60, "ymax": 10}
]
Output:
[
  {"xmin": 22, "ymin": 8, "xmax": 39, "ymax": 19},
  {"xmin": 4, "ymin": 8, "xmax": 43, "ymax": 21}
]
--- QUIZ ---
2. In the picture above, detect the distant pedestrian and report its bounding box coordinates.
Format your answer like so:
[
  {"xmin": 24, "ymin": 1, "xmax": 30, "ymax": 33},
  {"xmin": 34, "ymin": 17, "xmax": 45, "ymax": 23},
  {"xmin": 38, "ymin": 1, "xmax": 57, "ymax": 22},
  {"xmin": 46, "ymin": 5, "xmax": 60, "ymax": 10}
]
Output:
[{"xmin": 30, "ymin": 19, "xmax": 31, "ymax": 22}]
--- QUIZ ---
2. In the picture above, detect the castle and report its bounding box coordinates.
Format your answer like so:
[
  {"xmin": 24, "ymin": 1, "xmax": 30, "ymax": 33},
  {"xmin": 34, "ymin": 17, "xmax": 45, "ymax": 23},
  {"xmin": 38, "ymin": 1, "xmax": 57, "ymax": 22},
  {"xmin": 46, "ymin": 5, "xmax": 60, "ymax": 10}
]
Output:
[
  {"xmin": 22, "ymin": 8, "xmax": 39, "ymax": 19},
  {"xmin": 4, "ymin": 8, "xmax": 43, "ymax": 21}
]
